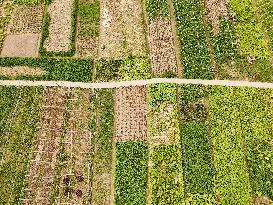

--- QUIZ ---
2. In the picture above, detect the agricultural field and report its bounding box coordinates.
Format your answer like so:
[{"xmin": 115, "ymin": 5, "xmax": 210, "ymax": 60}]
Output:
[
  {"xmin": 0, "ymin": 0, "xmax": 273, "ymax": 82},
  {"xmin": 1, "ymin": 83, "xmax": 273, "ymax": 204}
]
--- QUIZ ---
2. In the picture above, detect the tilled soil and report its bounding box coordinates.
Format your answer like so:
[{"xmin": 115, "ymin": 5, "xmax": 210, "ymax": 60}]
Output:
[
  {"xmin": 44, "ymin": 0, "xmax": 73, "ymax": 53},
  {"xmin": 7, "ymin": 4, "xmax": 44, "ymax": 35},
  {"xmin": 148, "ymin": 16, "xmax": 178, "ymax": 75},
  {"xmin": 99, "ymin": 0, "xmax": 146, "ymax": 59},
  {"xmin": 114, "ymin": 86, "xmax": 148, "ymax": 141},
  {"xmin": 76, "ymin": 37, "xmax": 98, "ymax": 58},
  {"xmin": 23, "ymin": 87, "xmax": 67, "ymax": 205},
  {"xmin": 205, "ymin": 0, "xmax": 229, "ymax": 34},
  {"xmin": 57, "ymin": 89, "xmax": 92, "ymax": 205},
  {"xmin": 0, "ymin": 66, "xmax": 47, "ymax": 77}
]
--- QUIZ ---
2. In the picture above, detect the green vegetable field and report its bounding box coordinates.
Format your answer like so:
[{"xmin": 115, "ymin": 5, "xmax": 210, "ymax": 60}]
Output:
[
  {"xmin": 0, "ymin": 0, "xmax": 273, "ymax": 81},
  {"xmin": 0, "ymin": 83, "xmax": 273, "ymax": 204}
]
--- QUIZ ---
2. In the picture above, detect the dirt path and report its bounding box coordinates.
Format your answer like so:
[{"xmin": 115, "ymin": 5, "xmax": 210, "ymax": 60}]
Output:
[
  {"xmin": 3, "ymin": 78, "xmax": 273, "ymax": 89},
  {"xmin": 114, "ymin": 86, "xmax": 148, "ymax": 141},
  {"xmin": 23, "ymin": 87, "xmax": 67, "ymax": 205},
  {"xmin": 57, "ymin": 89, "xmax": 92, "ymax": 205}
]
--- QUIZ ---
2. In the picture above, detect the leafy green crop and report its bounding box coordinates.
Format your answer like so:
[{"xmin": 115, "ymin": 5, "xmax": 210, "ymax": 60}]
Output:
[
  {"xmin": 0, "ymin": 57, "xmax": 93, "ymax": 82},
  {"xmin": 185, "ymin": 193, "xmax": 216, "ymax": 205},
  {"xmin": 115, "ymin": 141, "xmax": 148, "ymax": 205},
  {"xmin": 148, "ymin": 83, "xmax": 177, "ymax": 106},
  {"xmin": 14, "ymin": 0, "xmax": 42, "ymax": 4},
  {"xmin": 149, "ymin": 145, "xmax": 184, "ymax": 204},
  {"xmin": 173, "ymin": 0, "xmax": 213, "ymax": 79},
  {"xmin": 146, "ymin": 0, "xmax": 169, "ymax": 20},
  {"xmin": 0, "ymin": 87, "xmax": 42, "ymax": 204}
]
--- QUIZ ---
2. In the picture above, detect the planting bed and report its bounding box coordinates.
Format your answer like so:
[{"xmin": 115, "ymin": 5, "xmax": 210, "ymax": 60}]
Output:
[{"xmin": 1, "ymin": 83, "xmax": 273, "ymax": 204}]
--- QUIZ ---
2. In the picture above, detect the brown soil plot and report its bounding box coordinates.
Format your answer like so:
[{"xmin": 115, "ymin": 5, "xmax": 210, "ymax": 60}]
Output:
[
  {"xmin": 99, "ymin": 0, "xmax": 146, "ymax": 59},
  {"xmin": 44, "ymin": 0, "xmax": 73, "ymax": 53},
  {"xmin": 23, "ymin": 87, "xmax": 67, "ymax": 205},
  {"xmin": 147, "ymin": 16, "xmax": 178, "ymax": 75},
  {"xmin": 0, "ymin": 66, "xmax": 47, "ymax": 77},
  {"xmin": 57, "ymin": 89, "xmax": 92, "ymax": 205},
  {"xmin": 114, "ymin": 86, "xmax": 148, "ymax": 142}
]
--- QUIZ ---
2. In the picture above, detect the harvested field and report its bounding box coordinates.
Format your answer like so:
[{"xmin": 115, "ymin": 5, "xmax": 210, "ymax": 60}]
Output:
[
  {"xmin": 57, "ymin": 89, "xmax": 92, "ymax": 205},
  {"xmin": 7, "ymin": 4, "xmax": 44, "ymax": 34},
  {"xmin": 23, "ymin": 87, "xmax": 67, "ymax": 205},
  {"xmin": 44, "ymin": 0, "xmax": 73, "ymax": 53},
  {"xmin": 0, "ymin": 66, "xmax": 47, "ymax": 77},
  {"xmin": 148, "ymin": 16, "xmax": 178, "ymax": 75},
  {"xmin": 76, "ymin": 37, "xmax": 98, "ymax": 58},
  {"xmin": 205, "ymin": 0, "xmax": 228, "ymax": 34},
  {"xmin": 114, "ymin": 86, "xmax": 148, "ymax": 142},
  {"xmin": 99, "ymin": 0, "xmax": 146, "ymax": 59},
  {"xmin": 1, "ymin": 33, "xmax": 40, "ymax": 57}
]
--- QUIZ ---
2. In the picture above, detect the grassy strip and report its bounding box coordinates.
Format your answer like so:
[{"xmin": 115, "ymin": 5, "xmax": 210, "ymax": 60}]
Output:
[
  {"xmin": 0, "ymin": 87, "xmax": 43, "ymax": 204},
  {"xmin": 173, "ymin": 0, "xmax": 213, "ymax": 79},
  {"xmin": 228, "ymin": 0, "xmax": 269, "ymax": 58},
  {"xmin": 209, "ymin": 86, "xmax": 252, "ymax": 204},
  {"xmin": 148, "ymin": 83, "xmax": 184, "ymax": 203},
  {"xmin": 95, "ymin": 57, "xmax": 151, "ymax": 82},
  {"xmin": 246, "ymin": 141, "xmax": 273, "ymax": 201},
  {"xmin": 0, "ymin": 57, "xmax": 93, "ymax": 82},
  {"xmin": 146, "ymin": 0, "xmax": 169, "ymax": 20},
  {"xmin": 14, "ymin": 0, "xmax": 42, "ymax": 5},
  {"xmin": 178, "ymin": 85, "xmax": 214, "ymax": 200},
  {"xmin": 91, "ymin": 89, "xmax": 114, "ymax": 204},
  {"xmin": 257, "ymin": 0, "xmax": 273, "ymax": 49},
  {"xmin": 114, "ymin": 141, "xmax": 148, "ymax": 205},
  {"xmin": 78, "ymin": 0, "xmax": 100, "ymax": 38},
  {"xmin": 149, "ymin": 144, "xmax": 184, "ymax": 204},
  {"xmin": 39, "ymin": 0, "xmax": 78, "ymax": 57}
]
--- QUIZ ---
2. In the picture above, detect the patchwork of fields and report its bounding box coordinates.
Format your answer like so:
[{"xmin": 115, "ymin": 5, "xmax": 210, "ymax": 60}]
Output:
[
  {"xmin": 0, "ymin": 0, "xmax": 273, "ymax": 82},
  {"xmin": 1, "ymin": 84, "xmax": 273, "ymax": 204}
]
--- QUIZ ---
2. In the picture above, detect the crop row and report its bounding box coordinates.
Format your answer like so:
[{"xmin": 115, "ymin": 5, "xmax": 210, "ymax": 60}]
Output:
[
  {"xmin": 173, "ymin": 0, "xmax": 213, "ymax": 79},
  {"xmin": 0, "ymin": 87, "xmax": 42, "ymax": 204},
  {"xmin": 146, "ymin": 0, "xmax": 169, "ymax": 20}
]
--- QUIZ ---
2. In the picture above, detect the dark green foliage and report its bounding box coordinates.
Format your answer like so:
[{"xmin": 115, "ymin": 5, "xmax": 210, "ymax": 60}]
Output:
[
  {"xmin": 146, "ymin": 0, "xmax": 169, "ymax": 20},
  {"xmin": 148, "ymin": 83, "xmax": 177, "ymax": 106},
  {"xmin": 78, "ymin": 0, "xmax": 100, "ymax": 38},
  {"xmin": 173, "ymin": 0, "xmax": 213, "ymax": 79},
  {"xmin": 39, "ymin": 0, "xmax": 78, "ymax": 57},
  {"xmin": 247, "ymin": 141, "xmax": 273, "ymax": 200},
  {"xmin": 182, "ymin": 122, "xmax": 214, "ymax": 194},
  {"xmin": 0, "ymin": 57, "xmax": 93, "ymax": 82},
  {"xmin": 95, "ymin": 57, "xmax": 151, "ymax": 82},
  {"xmin": 149, "ymin": 145, "xmax": 184, "ymax": 204},
  {"xmin": 158, "ymin": 70, "xmax": 177, "ymax": 78},
  {"xmin": 115, "ymin": 141, "xmax": 148, "ymax": 205},
  {"xmin": 0, "ymin": 87, "xmax": 43, "ymax": 204}
]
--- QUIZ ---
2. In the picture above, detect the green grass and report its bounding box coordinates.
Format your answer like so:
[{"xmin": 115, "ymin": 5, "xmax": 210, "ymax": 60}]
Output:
[
  {"xmin": 173, "ymin": 0, "xmax": 213, "ymax": 79},
  {"xmin": 95, "ymin": 57, "xmax": 151, "ymax": 82},
  {"xmin": 0, "ymin": 87, "xmax": 42, "ymax": 204},
  {"xmin": 0, "ymin": 57, "xmax": 93, "ymax": 82},
  {"xmin": 91, "ymin": 89, "xmax": 114, "ymax": 204},
  {"xmin": 146, "ymin": 0, "xmax": 169, "ymax": 20},
  {"xmin": 78, "ymin": 0, "xmax": 100, "ymax": 38},
  {"xmin": 114, "ymin": 141, "xmax": 148, "ymax": 205},
  {"xmin": 149, "ymin": 144, "xmax": 184, "ymax": 204}
]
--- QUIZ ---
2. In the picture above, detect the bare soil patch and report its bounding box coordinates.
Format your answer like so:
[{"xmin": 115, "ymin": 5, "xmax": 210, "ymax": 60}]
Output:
[
  {"xmin": 254, "ymin": 195, "xmax": 271, "ymax": 205},
  {"xmin": 24, "ymin": 87, "xmax": 67, "ymax": 205},
  {"xmin": 205, "ymin": 0, "xmax": 228, "ymax": 34},
  {"xmin": 148, "ymin": 16, "xmax": 178, "ymax": 75},
  {"xmin": 44, "ymin": 0, "xmax": 73, "ymax": 53},
  {"xmin": 114, "ymin": 86, "xmax": 148, "ymax": 141},
  {"xmin": 99, "ymin": 0, "xmax": 146, "ymax": 59},
  {"xmin": 76, "ymin": 37, "xmax": 98, "ymax": 58},
  {"xmin": 7, "ymin": 4, "xmax": 44, "ymax": 35},
  {"xmin": 57, "ymin": 89, "xmax": 92, "ymax": 205},
  {"xmin": 0, "ymin": 66, "xmax": 47, "ymax": 77},
  {"xmin": 1, "ymin": 33, "xmax": 40, "ymax": 57}
]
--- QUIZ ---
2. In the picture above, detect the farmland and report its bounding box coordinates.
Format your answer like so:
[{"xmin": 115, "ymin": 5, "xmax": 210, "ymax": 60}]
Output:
[
  {"xmin": 0, "ymin": 0, "xmax": 273, "ymax": 81},
  {"xmin": 0, "ymin": 83, "xmax": 273, "ymax": 204}
]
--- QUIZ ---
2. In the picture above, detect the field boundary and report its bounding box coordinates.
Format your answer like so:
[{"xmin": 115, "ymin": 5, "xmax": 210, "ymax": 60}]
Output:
[{"xmin": 1, "ymin": 78, "xmax": 273, "ymax": 89}]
